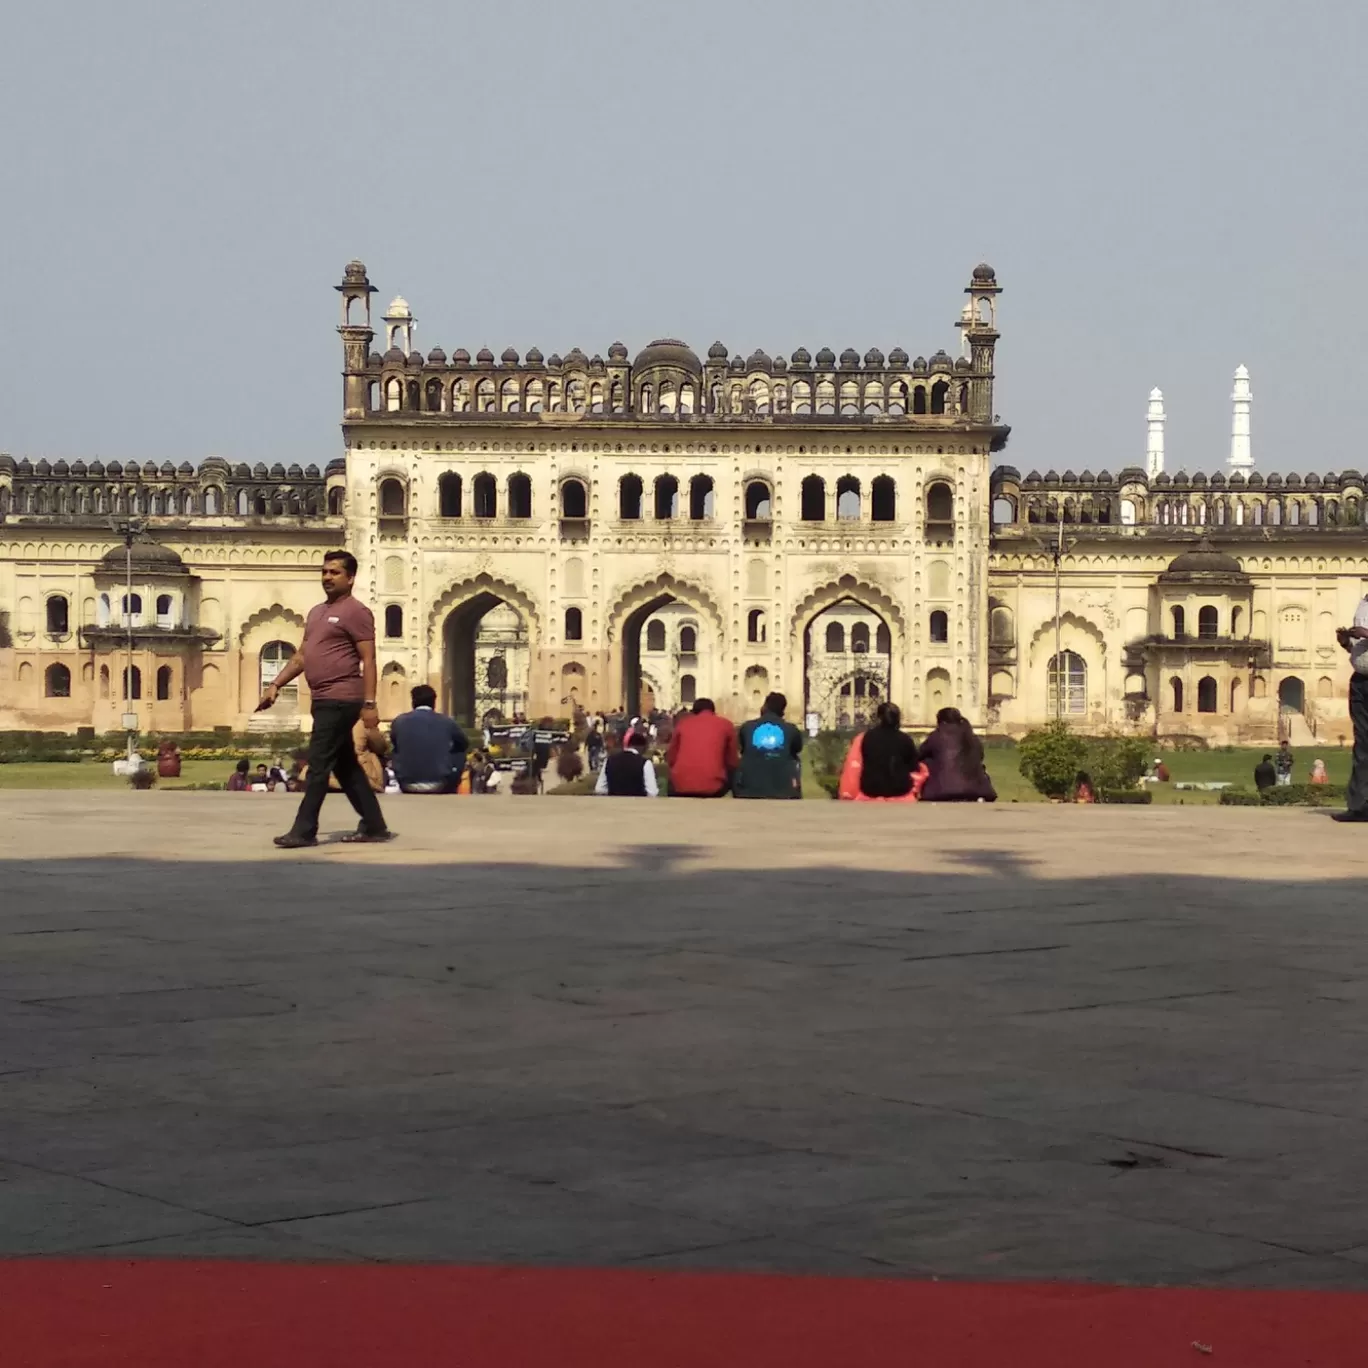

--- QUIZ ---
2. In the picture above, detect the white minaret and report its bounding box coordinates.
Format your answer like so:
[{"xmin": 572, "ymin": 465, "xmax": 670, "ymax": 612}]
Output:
[
  {"xmin": 1146, "ymin": 387, "xmax": 1166, "ymax": 478},
  {"xmin": 1228, "ymin": 364, "xmax": 1253, "ymax": 472}
]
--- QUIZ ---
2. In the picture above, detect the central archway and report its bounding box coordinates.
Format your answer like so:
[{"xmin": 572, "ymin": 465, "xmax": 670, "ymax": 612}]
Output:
[
  {"xmin": 428, "ymin": 575, "xmax": 540, "ymax": 725},
  {"xmin": 606, "ymin": 575, "xmax": 725, "ymax": 717}
]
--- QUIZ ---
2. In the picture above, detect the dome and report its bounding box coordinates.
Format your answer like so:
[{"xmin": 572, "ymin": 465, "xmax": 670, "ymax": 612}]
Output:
[
  {"xmin": 200, "ymin": 455, "xmax": 228, "ymax": 470},
  {"xmin": 382, "ymin": 347, "xmax": 406, "ymax": 364},
  {"xmin": 929, "ymin": 350, "xmax": 953, "ymax": 371},
  {"xmin": 385, "ymin": 296, "xmax": 411, "ymax": 318},
  {"xmin": 53, "ymin": 460, "xmax": 69, "ymax": 475},
  {"xmin": 233, "ymin": 463, "xmax": 251, "ymax": 477},
  {"xmin": 287, "ymin": 463, "xmax": 303, "ymax": 478},
  {"xmin": 888, "ymin": 347, "xmax": 909, "ymax": 366},
  {"xmin": 864, "ymin": 347, "xmax": 884, "ymax": 368},
  {"xmin": 35, "ymin": 459, "xmax": 51, "ymax": 475},
  {"xmin": 500, "ymin": 347, "xmax": 519, "ymax": 364},
  {"xmin": 476, "ymin": 347, "xmax": 495, "ymax": 363},
  {"xmin": 525, "ymin": 346, "xmax": 544, "ymax": 366},
  {"xmin": 728, "ymin": 354, "xmax": 745, "ymax": 372},
  {"xmin": 815, "ymin": 347, "xmax": 835, "ymax": 367},
  {"xmin": 564, "ymin": 346, "xmax": 587, "ymax": 364},
  {"xmin": 99, "ymin": 541, "xmax": 189, "ymax": 576},
  {"xmin": 367, "ymin": 351, "xmax": 383, "ymax": 367},
  {"xmin": 707, "ymin": 340, "xmax": 728, "ymax": 360},
  {"xmin": 955, "ymin": 355, "xmax": 974, "ymax": 370},
  {"xmin": 632, "ymin": 339, "xmax": 702, "ymax": 374},
  {"xmin": 912, "ymin": 356, "xmax": 927, "ymax": 372},
  {"xmin": 608, "ymin": 341, "xmax": 628, "ymax": 361},
  {"xmin": 547, "ymin": 353, "xmax": 563, "ymax": 367},
  {"xmin": 407, "ymin": 350, "xmax": 423, "ymax": 366},
  {"xmin": 107, "ymin": 461, "xmax": 123, "ymax": 476},
  {"xmin": 1161, "ymin": 538, "xmax": 1246, "ymax": 580},
  {"xmin": 839, "ymin": 347, "xmax": 860, "ymax": 368},
  {"xmin": 772, "ymin": 354, "xmax": 787, "ymax": 372},
  {"xmin": 972, "ymin": 263, "xmax": 996, "ymax": 282},
  {"xmin": 790, "ymin": 347, "xmax": 811, "ymax": 367},
  {"xmin": 71, "ymin": 460, "xmax": 87, "ymax": 475},
  {"xmin": 452, "ymin": 348, "xmax": 471, "ymax": 365},
  {"xmin": 89, "ymin": 460, "xmax": 104, "ymax": 475},
  {"xmin": 270, "ymin": 463, "xmax": 286, "ymax": 478},
  {"xmin": 305, "ymin": 463, "xmax": 322, "ymax": 478},
  {"xmin": 746, "ymin": 348, "xmax": 772, "ymax": 373},
  {"xmin": 427, "ymin": 347, "xmax": 447, "ymax": 364}
]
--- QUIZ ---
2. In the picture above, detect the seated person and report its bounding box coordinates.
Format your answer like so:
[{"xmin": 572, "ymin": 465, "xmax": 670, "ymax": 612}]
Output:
[
  {"xmin": 918, "ymin": 707, "xmax": 997, "ymax": 802},
  {"xmin": 226, "ymin": 758, "xmax": 251, "ymax": 792},
  {"xmin": 250, "ymin": 763, "xmax": 270, "ymax": 792},
  {"xmin": 857, "ymin": 702, "xmax": 919, "ymax": 799},
  {"xmin": 390, "ymin": 684, "xmax": 469, "ymax": 793}
]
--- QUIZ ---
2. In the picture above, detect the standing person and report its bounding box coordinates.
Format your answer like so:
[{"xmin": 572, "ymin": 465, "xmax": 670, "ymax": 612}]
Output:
[
  {"xmin": 1253, "ymin": 753, "xmax": 1277, "ymax": 793},
  {"xmin": 919, "ymin": 707, "xmax": 997, "ymax": 802},
  {"xmin": 390, "ymin": 685, "xmax": 468, "ymax": 794},
  {"xmin": 734, "ymin": 692, "xmax": 804, "ymax": 800},
  {"xmin": 585, "ymin": 723, "xmax": 605, "ymax": 772},
  {"xmin": 666, "ymin": 698, "xmax": 739, "ymax": 798},
  {"xmin": 595, "ymin": 731, "xmax": 659, "ymax": 797},
  {"xmin": 531, "ymin": 717, "xmax": 556, "ymax": 792},
  {"xmin": 258, "ymin": 550, "xmax": 393, "ymax": 847},
  {"xmin": 1275, "ymin": 739, "xmax": 1294, "ymax": 787},
  {"xmin": 1335, "ymin": 598, "xmax": 1368, "ymax": 821},
  {"xmin": 857, "ymin": 702, "xmax": 919, "ymax": 799}
]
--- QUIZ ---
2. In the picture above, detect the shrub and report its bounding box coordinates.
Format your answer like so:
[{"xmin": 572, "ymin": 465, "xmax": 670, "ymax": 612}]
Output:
[
  {"xmin": 548, "ymin": 774, "xmax": 595, "ymax": 797},
  {"xmin": 128, "ymin": 769, "xmax": 157, "ymax": 790},
  {"xmin": 1017, "ymin": 722, "xmax": 1086, "ymax": 798},
  {"xmin": 1099, "ymin": 788, "xmax": 1152, "ymax": 804},
  {"xmin": 1260, "ymin": 783, "xmax": 1343, "ymax": 807},
  {"xmin": 1219, "ymin": 788, "xmax": 1261, "ymax": 805},
  {"xmin": 1083, "ymin": 735, "xmax": 1150, "ymax": 793},
  {"xmin": 807, "ymin": 730, "xmax": 853, "ymax": 799}
]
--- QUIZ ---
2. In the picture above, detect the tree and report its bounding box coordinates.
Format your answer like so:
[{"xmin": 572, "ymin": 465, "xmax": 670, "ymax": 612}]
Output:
[{"xmin": 1017, "ymin": 722, "xmax": 1086, "ymax": 798}]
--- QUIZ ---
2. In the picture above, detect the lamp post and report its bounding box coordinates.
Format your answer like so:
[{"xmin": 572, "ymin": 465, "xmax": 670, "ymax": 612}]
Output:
[
  {"xmin": 1037, "ymin": 509, "xmax": 1075, "ymax": 723},
  {"xmin": 110, "ymin": 516, "xmax": 145, "ymax": 765}
]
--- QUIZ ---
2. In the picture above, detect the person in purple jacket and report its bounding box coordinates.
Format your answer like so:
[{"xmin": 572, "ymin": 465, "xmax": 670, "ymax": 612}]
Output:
[{"xmin": 918, "ymin": 707, "xmax": 997, "ymax": 802}]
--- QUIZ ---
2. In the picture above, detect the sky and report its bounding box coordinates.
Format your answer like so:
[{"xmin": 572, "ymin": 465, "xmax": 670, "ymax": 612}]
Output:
[{"xmin": 1, "ymin": 0, "xmax": 1364, "ymax": 476}]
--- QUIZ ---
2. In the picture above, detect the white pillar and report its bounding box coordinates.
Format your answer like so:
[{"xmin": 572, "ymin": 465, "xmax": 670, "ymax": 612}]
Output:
[
  {"xmin": 1146, "ymin": 387, "xmax": 1166, "ymax": 479},
  {"xmin": 1229, "ymin": 365, "xmax": 1253, "ymax": 472}
]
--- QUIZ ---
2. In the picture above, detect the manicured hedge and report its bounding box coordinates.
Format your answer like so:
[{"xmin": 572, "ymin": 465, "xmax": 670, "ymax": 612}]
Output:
[
  {"xmin": 1098, "ymin": 789, "xmax": 1152, "ymax": 804},
  {"xmin": 1220, "ymin": 784, "xmax": 1343, "ymax": 807}
]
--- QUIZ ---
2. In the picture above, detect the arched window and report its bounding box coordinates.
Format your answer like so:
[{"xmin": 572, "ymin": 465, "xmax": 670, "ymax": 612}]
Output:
[
  {"xmin": 646, "ymin": 619, "xmax": 666, "ymax": 651},
  {"xmin": 379, "ymin": 478, "xmax": 406, "ymax": 517},
  {"xmin": 610, "ymin": 381, "xmax": 624, "ymax": 413},
  {"xmin": 639, "ymin": 382, "xmax": 653, "ymax": 413},
  {"xmin": 205, "ymin": 487, "xmax": 222, "ymax": 515},
  {"xmin": 259, "ymin": 640, "xmax": 296, "ymax": 697},
  {"xmin": 851, "ymin": 623, "xmax": 870, "ymax": 653},
  {"xmin": 156, "ymin": 665, "xmax": 173, "ymax": 701},
  {"xmin": 44, "ymin": 663, "xmax": 71, "ymax": 698},
  {"xmin": 925, "ymin": 481, "xmax": 954, "ymax": 522},
  {"xmin": 384, "ymin": 604, "xmax": 403, "ymax": 638},
  {"xmin": 930, "ymin": 380, "xmax": 950, "ymax": 414},
  {"xmin": 1047, "ymin": 651, "xmax": 1087, "ymax": 716},
  {"xmin": 45, "ymin": 596, "xmax": 69, "ymax": 635},
  {"xmin": 836, "ymin": 476, "xmax": 861, "ymax": 520},
  {"xmin": 561, "ymin": 478, "xmax": 588, "ymax": 519},
  {"xmin": 801, "ymin": 475, "xmax": 826, "ymax": 522},
  {"xmin": 619, "ymin": 474, "xmax": 643, "ymax": 520},
  {"xmin": 876, "ymin": 623, "xmax": 891, "ymax": 654},
  {"xmin": 1197, "ymin": 676, "xmax": 1218, "ymax": 713},
  {"xmin": 99, "ymin": 665, "xmax": 110, "ymax": 699},
  {"xmin": 564, "ymin": 607, "xmax": 583, "ymax": 641},
  {"xmin": 500, "ymin": 378, "xmax": 520, "ymax": 413},
  {"xmin": 508, "ymin": 473, "xmax": 532, "ymax": 519},
  {"xmin": 679, "ymin": 625, "xmax": 698, "ymax": 653},
  {"xmin": 120, "ymin": 592, "xmax": 143, "ymax": 626},
  {"xmin": 1171, "ymin": 676, "xmax": 1185, "ymax": 712},
  {"xmin": 475, "ymin": 378, "xmax": 495, "ymax": 412},
  {"xmin": 122, "ymin": 665, "xmax": 142, "ymax": 701},
  {"xmin": 327, "ymin": 487, "xmax": 345, "ymax": 515},
  {"xmin": 871, "ymin": 475, "xmax": 896, "ymax": 522},
  {"xmin": 385, "ymin": 377, "xmax": 402, "ymax": 412},
  {"xmin": 680, "ymin": 674, "xmax": 697, "ymax": 705},
  {"xmin": 825, "ymin": 622, "xmax": 845, "ymax": 653},
  {"xmin": 991, "ymin": 495, "xmax": 1015, "ymax": 525},
  {"xmin": 1231, "ymin": 605, "xmax": 1244, "ymax": 637},
  {"xmin": 929, "ymin": 610, "xmax": 949, "ymax": 643},
  {"xmin": 747, "ymin": 609, "xmax": 766, "ymax": 643},
  {"xmin": 744, "ymin": 481, "xmax": 772, "ymax": 519},
  {"xmin": 1171, "ymin": 605, "xmax": 1186, "ymax": 638},
  {"xmin": 438, "ymin": 472, "xmax": 463, "ymax": 518},
  {"xmin": 473, "ymin": 473, "xmax": 498, "ymax": 518},
  {"xmin": 689, "ymin": 475, "xmax": 714, "ymax": 520},
  {"xmin": 425, "ymin": 378, "xmax": 443, "ymax": 412},
  {"xmin": 1198, "ymin": 605, "xmax": 1219, "ymax": 639},
  {"xmin": 156, "ymin": 594, "xmax": 173, "ymax": 627},
  {"xmin": 654, "ymin": 474, "xmax": 679, "ymax": 520}
]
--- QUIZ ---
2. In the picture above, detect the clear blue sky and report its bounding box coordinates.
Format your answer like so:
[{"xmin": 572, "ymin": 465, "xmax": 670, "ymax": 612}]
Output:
[{"xmin": 2, "ymin": 0, "xmax": 1363, "ymax": 475}]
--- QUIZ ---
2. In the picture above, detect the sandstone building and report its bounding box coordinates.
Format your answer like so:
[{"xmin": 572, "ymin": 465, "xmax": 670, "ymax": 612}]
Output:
[{"xmin": 1, "ymin": 261, "xmax": 1364, "ymax": 747}]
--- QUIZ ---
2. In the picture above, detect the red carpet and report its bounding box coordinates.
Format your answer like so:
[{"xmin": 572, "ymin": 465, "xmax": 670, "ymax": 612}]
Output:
[{"xmin": 3, "ymin": 1259, "xmax": 1365, "ymax": 1367}]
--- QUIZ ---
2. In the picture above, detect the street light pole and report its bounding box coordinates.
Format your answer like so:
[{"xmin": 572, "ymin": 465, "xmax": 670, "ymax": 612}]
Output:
[
  {"xmin": 111, "ymin": 516, "xmax": 145, "ymax": 764},
  {"xmin": 1054, "ymin": 508, "xmax": 1064, "ymax": 723}
]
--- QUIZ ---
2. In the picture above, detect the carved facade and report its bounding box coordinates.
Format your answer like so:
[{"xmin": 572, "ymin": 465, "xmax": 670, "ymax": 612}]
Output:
[{"xmin": 1, "ymin": 260, "xmax": 1364, "ymax": 747}]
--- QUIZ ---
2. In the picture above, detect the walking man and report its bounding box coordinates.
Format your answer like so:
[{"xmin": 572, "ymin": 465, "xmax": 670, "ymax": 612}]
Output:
[
  {"xmin": 1334, "ymin": 590, "xmax": 1368, "ymax": 821},
  {"xmin": 1274, "ymin": 738, "xmax": 1294, "ymax": 787},
  {"xmin": 259, "ymin": 550, "xmax": 394, "ymax": 846}
]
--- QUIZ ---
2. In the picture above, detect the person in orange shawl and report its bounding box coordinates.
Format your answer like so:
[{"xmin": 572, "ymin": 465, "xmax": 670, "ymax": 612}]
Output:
[{"xmin": 838, "ymin": 702, "xmax": 927, "ymax": 802}]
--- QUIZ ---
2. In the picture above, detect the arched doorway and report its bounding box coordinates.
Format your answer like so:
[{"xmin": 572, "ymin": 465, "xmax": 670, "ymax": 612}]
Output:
[
  {"xmin": 442, "ymin": 593, "xmax": 530, "ymax": 724},
  {"xmin": 1278, "ymin": 676, "xmax": 1305, "ymax": 714},
  {"xmin": 804, "ymin": 599, "xmax": 893, "ymax": 730},
  {"xmin": 259, "ymin": 640, "xmax": 298, "ymax": 717},
  {"xmin": 610, "ymin": 578, "xmax": 722, "ymax": 718}
]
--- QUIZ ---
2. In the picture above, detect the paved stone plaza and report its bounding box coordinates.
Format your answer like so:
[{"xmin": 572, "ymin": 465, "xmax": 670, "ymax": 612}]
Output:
[{"xmin": 1, "ymin": 792, "xmax": 1367, "ymax": 1287}]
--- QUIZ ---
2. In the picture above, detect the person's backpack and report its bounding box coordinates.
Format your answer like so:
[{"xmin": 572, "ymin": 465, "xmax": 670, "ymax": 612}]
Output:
[{"xmin": 750, "ymin": 721, "xmax": 787, "ymax": 755}]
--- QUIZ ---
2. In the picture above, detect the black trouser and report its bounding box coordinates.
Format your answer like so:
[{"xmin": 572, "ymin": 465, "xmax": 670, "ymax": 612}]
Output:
[
  {"xmin": 288, "ymin": 700, "xmax": 387, "ymax": 839},
  {"xmin": 1348, "ymin": 674, "xmax": 1368, "ymax": 813}
]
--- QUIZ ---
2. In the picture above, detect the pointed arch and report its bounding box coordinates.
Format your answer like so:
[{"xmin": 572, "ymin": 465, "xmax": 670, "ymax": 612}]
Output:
[
  {"xmin": 237, "ymin": 603, "xmax": 307, "ymax": 649},
  {"xmin": 426, "ymin": 572, "xmax": 543, "ymax": 661},
  {"xmin": 604, "ymin": 573, "xmax": 726, "ymax": 645},
  {"xmin": 788, "ymin": 574, "xmax": 907, "ymax": 644}
]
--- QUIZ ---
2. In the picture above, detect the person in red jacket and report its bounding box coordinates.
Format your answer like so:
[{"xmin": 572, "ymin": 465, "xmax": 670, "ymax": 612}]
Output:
[{"xmin": 666, "ymin": 698, "xmax": 740, "ymax": 798}]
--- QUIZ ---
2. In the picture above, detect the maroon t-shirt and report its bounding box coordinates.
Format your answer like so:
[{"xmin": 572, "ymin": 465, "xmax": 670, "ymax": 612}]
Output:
[{"xmin": 302, "ymin": 595, "xmax": 374, "ymax": 701}]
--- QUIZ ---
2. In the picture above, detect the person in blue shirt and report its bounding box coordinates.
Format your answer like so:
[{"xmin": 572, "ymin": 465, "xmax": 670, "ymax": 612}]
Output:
[{"xmin": 389, "ymin": 685, "xmax": 468, "ymax": 794}]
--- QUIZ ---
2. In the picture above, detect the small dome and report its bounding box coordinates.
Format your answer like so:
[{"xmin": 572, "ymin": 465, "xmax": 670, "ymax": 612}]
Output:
[
  {"xmin": 1210, "ymin": 471, "xmax": 1226, "ymax": 487},
  {"xmin": 89, "ymin": 460, "xmax": 105, "ymax": 475},
  {"xmin": 1265, "ymin": 472, "xmax": 1283, "ymax": 488},
  {"xmin": 407, "ymin": 350, "xmax": 424, "ymax": 367},
  {"xmin": 791, "ymin": 347, "xmax": 811, "ymax": 367},
  {"xmin": 633, "ymin": 339, "xmax": 702, "ymax": 374},
  {"xmin": 1154, "ymin": 472, "xmax": 1171, "ymax": 487},
  {"xmin": 99, "ymin": 541, "xmax": 189, "ymax": 576},
  {"xmin": 287, "ymin": 463, "xmax": 303, "ymax": 478},
  {"xmin": 383, "ymin": 347, "xmax": 406, "ymax": 364},
  {"xmin": 1248, "ymin": 472, "xmax": 1264, "ymax": 488},
  {"xmin": 305, "ymin": 464, "xmax": 322, "ymax": 478},
  {"xmin": 1191, "ymin": 472, "xmax": 1208, "ymax": 488},
  {"xmin": 547, "ymin": 353, "xmax": 563, "ymax": 367},
  {"xmin": 773, "ymin": 354, "xmax": 787, "ymax": 372},
  {"xmin": 723, "ymin": 353, "xmax": 743, "ymax": 372},
  {"xmin": 839, "ymin": 347, "xmax": 860, "ymax": 368},
  {"xmin": 427, "ymin": 347, "xmax": 447, "ymax": 364},
  {"xmin": 1228, "ymin": 471, "xmax": 1247, "ymax": 487},
  {"xmin": 1078, "ymin": 469, "xmax": 1094, "ymax": 485},
  {"xmin": 888, "ymin": 347, "xmax": 909, "ymax": 366},
  {"xmin": 367, "ymin": 351, "xmax": 383, "ymax": 367},
  {"xmin": 1062, "ymin": 470, "xmax": 1078, "ymax": 483},
  {"xmin": 1162, "ymin": 538, "xmax": 1246, "ymax": 580},
  {"xmin": 972, "ymin": 263, "xmax": 996, "ymax": 282},
  {"xmin": 746, "ymin": 349, "xmax": 772, "ymax": 373},
  {"xmin": 608, "ymin": 341, "xmax": 629, "ymax": 361},
  {"xmin": 708, "ymin": 340, "xmax": 729, "ymax": 360},
  {"xmin": 325, "ymin": 457, "xmax": 347, "ymax": 476},
  {"xmin": 912, "ymin": 356, "xmax": 927, "ymax": 372},
  {"xmin": 71, "ymin": 460, "xmax": 87, "ymax": 475},
  {"xmin": 929, "ymin": 350, "xmax": 953, "ymax": 371},
  {"xmin": 1285, "ymin": 472, "xmax": 1302, "ymax": 488},
  {"xmin": 500, "ymin": 347, "xmax": 519, "ymax": 365},
  {"xmin": 270, "ymin": 463, "xmax": 286, "ymax": 478},
  {"xmin": 864, "ymin": 347, "xmax": 884, "ymax": 368},
  {"xmin": 107, "ymin": 461, "xmax": 123, "ymax": 476},
  {"xmin": 385, "ymin": 296, "xmax": 411, "ymax": 318},
  {"xmin": 1172, "ymin": 472, "xmax": 1191, "ymax": 487},
  {"xmin": 53, "ymin": 460, "xmax": 69, "ymax": 475},
  {"xmin": 143, "ymin": 461, "xmax": 158, "ymax": 477},
  {"xmin": 1023, "ymin": 470, "xmax": 1042, "ymax": 484},
  {"xmin": 1043, "ymin": 470, "xmax": 1060, "ymax": 485},
  {"xmin": 35, "ymin": 458, "xmax": 51, "ymax": 475},
  {"xmin": 159, "ymin": 461, "xmax": 175, "ymax": 476},
  {"xmin": 1306, "ymin": 472, "xmax": 1324, "ymax": 488},
  {"xmin": 955, "ymin": 355, "xmax": 974, "ymax": 370},
  {"xmin": 476, "ymin": 347, "xmax": 495, "ymax": 363},
  {"xmin": 588, "ymin": 354, "xmax": 605, "ymax": 370},
  {"xmin": 233, "ymin": 463, "xmax": 251, "ymax": 477},
  {"xmin": 452, "ymin": 348, "xmax": 471, "ymax": 365},
  {"xmin": 253, "ymin": 462, "xmax": 269, "ymax": 477},
  {"xmin": 525, "ymin": 346, "xmax": 544, "ymax": 365},
  {"xmin": 815, "ymin": 347, "xmax": 836, "ymax": 367},
  {"xmin": 1116, "ymin": 467, "xmax": 1147, "ymax": 484},
  {"xmin": 565, "ymin": 346, "xmax": 587, "ymax": 365}
]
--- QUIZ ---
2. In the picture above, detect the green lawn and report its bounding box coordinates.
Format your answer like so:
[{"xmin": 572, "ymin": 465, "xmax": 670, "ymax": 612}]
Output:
[{"xmin": 0, "ymin": 759, "xmax": 238, "ymax": 790}]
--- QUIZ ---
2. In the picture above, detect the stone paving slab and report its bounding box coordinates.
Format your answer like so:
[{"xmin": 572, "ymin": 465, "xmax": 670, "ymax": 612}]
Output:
[{"xmin": 1, "ymin": 791, "xmax": 1368, "ymax": 1284}]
